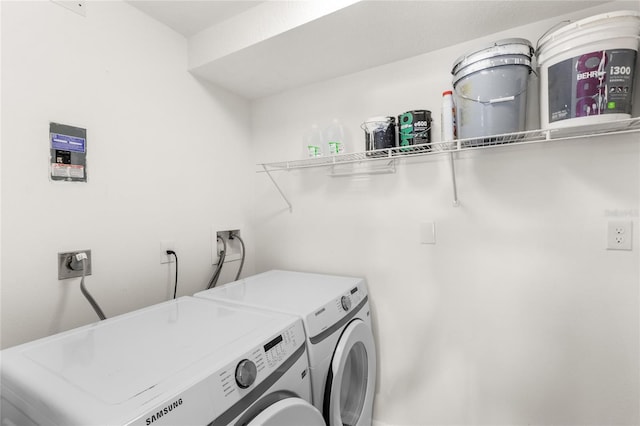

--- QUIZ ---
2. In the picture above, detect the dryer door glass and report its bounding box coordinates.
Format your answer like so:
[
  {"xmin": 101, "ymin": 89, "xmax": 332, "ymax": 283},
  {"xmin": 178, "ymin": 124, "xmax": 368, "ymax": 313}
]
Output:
[
  {"xmin": 340, "ymin": 342, "xmax": 368, "ymax": 425},
  {"xmin": 324, "ymin": 319, "xmax": 376, "ymax": 426}
]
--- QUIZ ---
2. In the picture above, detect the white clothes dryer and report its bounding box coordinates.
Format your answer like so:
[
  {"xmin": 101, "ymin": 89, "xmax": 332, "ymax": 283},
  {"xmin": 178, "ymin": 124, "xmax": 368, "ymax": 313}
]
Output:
[
  {"xmin": 195, "ymin": 270, "xmax": 376, "ymax": 426},
  {"xmin": 0, "ymin": 296, "xmax": 324, "ymax": 426}
]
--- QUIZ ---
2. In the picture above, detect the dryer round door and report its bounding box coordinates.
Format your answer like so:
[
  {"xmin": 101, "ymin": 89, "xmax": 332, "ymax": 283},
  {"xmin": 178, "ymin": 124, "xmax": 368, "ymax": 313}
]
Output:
[
  {"xmin": 323, "ymin": 318, "xmax": 376, "ymax": 426},
  {"xmin": 247, "ymin": 397, "xmax": 325, "ymax": 426}
]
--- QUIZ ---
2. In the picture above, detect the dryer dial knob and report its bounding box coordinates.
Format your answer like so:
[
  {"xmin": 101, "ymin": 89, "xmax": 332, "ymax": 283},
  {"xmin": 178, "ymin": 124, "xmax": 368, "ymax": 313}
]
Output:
[
  {"xmin": 235, "ymin": 359, "xmax": 257, "ymax": 389},
  {"xmin": 341, "ymin": 296, "xmax": 352, "ymax": 311}
]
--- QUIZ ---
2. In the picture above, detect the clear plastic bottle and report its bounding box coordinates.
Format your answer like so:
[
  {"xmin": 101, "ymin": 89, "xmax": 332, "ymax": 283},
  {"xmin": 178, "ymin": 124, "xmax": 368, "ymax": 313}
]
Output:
[
  {"xmin": 440, "ymin": 90, "xmax": 457, "ymax": 149},
  {"xmin": 323, "ymin": 119, "xmax": 345, "ymax": 155},
  {"xmin": 303, "ymin": 124, "xmax": 323, "ymax": 158}
]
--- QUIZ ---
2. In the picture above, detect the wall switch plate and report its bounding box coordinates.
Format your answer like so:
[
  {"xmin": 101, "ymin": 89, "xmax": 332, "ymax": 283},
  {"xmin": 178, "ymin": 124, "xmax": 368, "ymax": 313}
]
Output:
[
  {"xmin": 58, "ymin": 250, "xmax": 92, "ymax": 280},
  {"xmin": 607, "ymin": 221, "xmax": 632, "ymax": 250},
  {"xmin": 420, "ymin": 222, "xmax": 436, "ymax": 244},
  {"xmin": 160, "ymin": 240, "xmax": 176, "ymax": 264}
]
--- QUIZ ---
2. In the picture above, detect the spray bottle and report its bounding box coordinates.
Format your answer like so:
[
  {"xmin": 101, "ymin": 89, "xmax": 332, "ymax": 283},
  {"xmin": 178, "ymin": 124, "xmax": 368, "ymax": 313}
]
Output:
[{"xmin": 440, "ymin": 90, "xmax": 457, "ymax": 150}]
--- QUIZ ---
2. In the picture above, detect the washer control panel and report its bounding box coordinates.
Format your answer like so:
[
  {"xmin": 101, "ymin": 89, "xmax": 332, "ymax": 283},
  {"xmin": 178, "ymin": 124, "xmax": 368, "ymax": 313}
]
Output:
[
  {"xmin": 131, "ymin": 318, "xmax": 307, "ymax": 426},
  {"xmin": 235, "ymin": 359, "xmax": 257, "ymax": 388},
  {"xmin": 216, "ymin": 319, "xmax": 304, "ymax": 403}
]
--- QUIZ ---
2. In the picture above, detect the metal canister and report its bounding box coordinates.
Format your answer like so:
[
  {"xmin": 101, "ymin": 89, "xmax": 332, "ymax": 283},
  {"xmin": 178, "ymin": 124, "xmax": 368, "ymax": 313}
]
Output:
[
  {"xmin": 361, "ymin": 116, "xmax": 396, "ymax": 156},
  {"xmin": 398, "ymin": 110, "xmax": 432, "ymax": 151}
]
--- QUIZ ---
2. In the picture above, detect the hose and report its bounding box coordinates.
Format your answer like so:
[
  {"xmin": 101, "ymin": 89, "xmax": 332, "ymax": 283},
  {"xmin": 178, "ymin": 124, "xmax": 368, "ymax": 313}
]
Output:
[
  {"xmin": 232, "ymin": 233, "xmax": 246, "ymax": 281},
  {"xmin": 207, "ymin": 236, "xmax": 226, "ymax": 289},
  {"xmin": 79, "ymin": 258, "xmax": 106, "ymax": 320}
]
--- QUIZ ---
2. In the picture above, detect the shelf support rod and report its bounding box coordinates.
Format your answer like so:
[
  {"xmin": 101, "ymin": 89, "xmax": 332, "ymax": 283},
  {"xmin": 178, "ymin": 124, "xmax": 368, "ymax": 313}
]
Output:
[
  {"xmin": 262, "ymin": 165, "xmax": 292, "ymax": 213},
  {"xmin": 449, "ymin": 152, "xmax": 460, "ymax": 207}
]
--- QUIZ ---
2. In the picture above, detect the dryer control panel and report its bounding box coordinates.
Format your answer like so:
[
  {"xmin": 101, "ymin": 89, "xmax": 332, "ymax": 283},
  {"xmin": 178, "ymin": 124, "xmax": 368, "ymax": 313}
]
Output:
[{"xmin": 307, "ymin": 282, "xmax": 368, "ymax": 339}]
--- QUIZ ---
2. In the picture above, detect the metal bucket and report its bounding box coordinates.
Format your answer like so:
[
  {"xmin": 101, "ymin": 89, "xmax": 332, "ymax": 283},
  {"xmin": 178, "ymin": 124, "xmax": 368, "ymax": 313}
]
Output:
[
  {"xmin": 361, "ymin": 116, "xmax": 396, "ymax": 157},
  {"xmin": 452, "ymin": 38, "xmax": 534, "ymax": 144}
]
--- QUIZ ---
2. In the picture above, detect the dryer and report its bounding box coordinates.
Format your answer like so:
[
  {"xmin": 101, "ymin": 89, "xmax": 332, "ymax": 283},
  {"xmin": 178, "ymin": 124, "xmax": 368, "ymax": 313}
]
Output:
[
  {"xmin": 195, "ymin": 270, "xmax": 376, "ymax": 426},
  {"xmin": 0, "ymin": 296, "xmax": 324, "ymax": 426}
]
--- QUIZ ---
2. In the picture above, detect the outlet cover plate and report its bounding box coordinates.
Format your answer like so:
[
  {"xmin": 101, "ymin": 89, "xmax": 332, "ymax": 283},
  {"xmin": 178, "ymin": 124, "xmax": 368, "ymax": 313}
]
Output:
[
  {"xmin": 58, "ymin": 250, "xmax": 92, "ymax": 280},
  {"xmin": 607, "ymin": 221, "xmax": 632, "ymax": 250},
  {"xmin": 212, "ymin": 227, "xmax": 242, "ymax": 264}
]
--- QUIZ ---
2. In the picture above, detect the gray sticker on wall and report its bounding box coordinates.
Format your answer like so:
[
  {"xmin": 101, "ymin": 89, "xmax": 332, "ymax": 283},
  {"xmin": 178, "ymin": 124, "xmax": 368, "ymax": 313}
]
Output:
[{"xmin": 49, "ymin": 122, "xmax": 87, "ymax": 182}]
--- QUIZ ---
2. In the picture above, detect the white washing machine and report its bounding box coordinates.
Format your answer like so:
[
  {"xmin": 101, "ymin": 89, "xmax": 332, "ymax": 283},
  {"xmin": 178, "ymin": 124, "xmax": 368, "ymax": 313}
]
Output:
[
  {"xmin": 195, "ymin": 270, "xmax": 376, "ymax": 426},
  {"xmin": 0, "ymin": 296, "xmax": 324, "ymax": 426}
]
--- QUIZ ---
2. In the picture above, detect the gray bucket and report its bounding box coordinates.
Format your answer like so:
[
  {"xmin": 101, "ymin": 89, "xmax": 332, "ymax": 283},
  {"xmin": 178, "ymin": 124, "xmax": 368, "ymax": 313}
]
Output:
[{"xmin": 452, "ymin": 38, "xmax": 534, "ymax": 145}]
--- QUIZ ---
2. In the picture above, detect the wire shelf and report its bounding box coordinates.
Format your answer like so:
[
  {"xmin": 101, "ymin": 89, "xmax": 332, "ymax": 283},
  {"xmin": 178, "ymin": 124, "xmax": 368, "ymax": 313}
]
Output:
[
  {"xmin": 258, "ymin": 117, "xmax": 640, "ymax": 172},
  {"xmin": 257, "ymin": 117, "xmax": 640, "ymax": 211}
]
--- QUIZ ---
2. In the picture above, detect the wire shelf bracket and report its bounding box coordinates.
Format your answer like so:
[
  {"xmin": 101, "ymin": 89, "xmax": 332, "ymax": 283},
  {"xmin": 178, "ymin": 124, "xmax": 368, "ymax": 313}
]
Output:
[{"xmin": 261, "ymin": 164, "xmax": 292, "ymax": 213}]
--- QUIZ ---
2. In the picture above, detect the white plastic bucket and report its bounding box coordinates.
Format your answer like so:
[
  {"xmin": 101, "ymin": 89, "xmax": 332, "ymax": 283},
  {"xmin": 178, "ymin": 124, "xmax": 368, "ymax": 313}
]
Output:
[
  {"xmin": 537, "ymin": 10, "xmax": 640, "ymax": 129},
  {"xmin": 452, "ymin": 38, "xmax": 534, "ymax": 144}
]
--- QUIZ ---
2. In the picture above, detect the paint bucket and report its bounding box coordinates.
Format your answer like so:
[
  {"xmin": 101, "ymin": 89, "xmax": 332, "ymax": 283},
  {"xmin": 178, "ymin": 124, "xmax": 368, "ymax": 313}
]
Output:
[
  {"xmin": 361, "ymin": 116, "xmax": 396, "ymax": 157},
  {"xmin": 452, "ymin": 38, "xmax": 534, "ymax": 144},
  {"xmin": 398, "ymin": 110, "xmax": 432, "ymax": 152},
  {"xmin": 537, "ymin": 10, "xmax": 640, "ymax": 129}
]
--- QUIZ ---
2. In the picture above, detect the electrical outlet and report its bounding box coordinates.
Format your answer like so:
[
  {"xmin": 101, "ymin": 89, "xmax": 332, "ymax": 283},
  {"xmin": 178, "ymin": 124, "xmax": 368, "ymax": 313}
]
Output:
[
  {"xmin": 160, "ymin": 240, "xmax": 176, "ymax": 264},
  {"xmin": 58, "ymin": 250, "xmax": 92, "ymax": 280},
  {"xmin": 607, "ymin": 221, "xmax": 633, "ymax": 250},
  {"xmin": 212, "ymin": 228, "xmax": 242, "ymax": 264}
]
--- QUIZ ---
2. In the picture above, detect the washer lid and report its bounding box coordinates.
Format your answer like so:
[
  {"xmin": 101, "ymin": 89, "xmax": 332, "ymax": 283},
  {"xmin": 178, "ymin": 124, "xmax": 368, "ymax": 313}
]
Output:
[{"xmin": 1, "ymin": 297, "xmax": 303, "ymax": 425}]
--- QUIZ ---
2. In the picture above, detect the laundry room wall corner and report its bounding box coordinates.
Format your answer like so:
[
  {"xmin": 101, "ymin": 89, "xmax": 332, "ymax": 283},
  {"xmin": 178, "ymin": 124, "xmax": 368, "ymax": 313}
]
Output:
[{"xmin": 0, "ymin": 1, "xmax": 254, "ymax": 349}]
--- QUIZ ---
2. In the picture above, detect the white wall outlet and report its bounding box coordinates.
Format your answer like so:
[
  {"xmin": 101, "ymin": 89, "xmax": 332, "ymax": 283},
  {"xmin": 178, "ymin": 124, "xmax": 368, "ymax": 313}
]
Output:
[
  {"xmin": 607, "ymin": 221, "xmax": 632, "ymax": 251},
  {"xmin": 212, "ymin": 227, "xmax": 243, "ymax": 264},
  {"xmin": 160, "ymin": 240, "xmax": 176, "ymax": 264}
]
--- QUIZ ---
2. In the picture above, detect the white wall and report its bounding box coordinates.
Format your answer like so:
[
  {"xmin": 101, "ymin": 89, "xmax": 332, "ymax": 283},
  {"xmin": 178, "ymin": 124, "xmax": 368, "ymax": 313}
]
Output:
[
  {"xmin": 0, "ymin": 1, "xmax": 255, "ymax": 349},
  {"xmin": 251, "ymin": 3, "xmax": 640, "ymax": 425},
  {"xmin": 2, "ymin": 1, "xmax": 639, "ymax": 424}
]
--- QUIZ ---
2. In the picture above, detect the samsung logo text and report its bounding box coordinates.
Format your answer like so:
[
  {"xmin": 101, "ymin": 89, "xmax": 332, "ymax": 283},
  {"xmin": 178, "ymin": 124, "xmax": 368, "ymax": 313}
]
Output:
[{"xmin": 145, "ymin": 398, "xmax": 183, "ymax": 425}]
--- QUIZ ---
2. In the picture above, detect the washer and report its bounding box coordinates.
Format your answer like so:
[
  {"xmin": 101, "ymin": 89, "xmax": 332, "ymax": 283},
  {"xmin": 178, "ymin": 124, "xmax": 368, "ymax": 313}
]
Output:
[
  {"xmin": 0, "ymin": 296, "xmax": 324, "ymax": 426},
  {"xmin": 195, "ymin": 270, "xmax": 376, "ymax": 426}
]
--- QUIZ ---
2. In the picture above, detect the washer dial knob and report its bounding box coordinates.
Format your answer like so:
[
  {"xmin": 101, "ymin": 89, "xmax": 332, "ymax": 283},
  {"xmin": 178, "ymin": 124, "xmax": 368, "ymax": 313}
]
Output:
[
  {"xmin": 235, "ymin": 359, "xmax": 257, "ymax": 389},
  {"xmin": 341, "ymin": 295, "xmax": 352, "ymax": 311}
]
